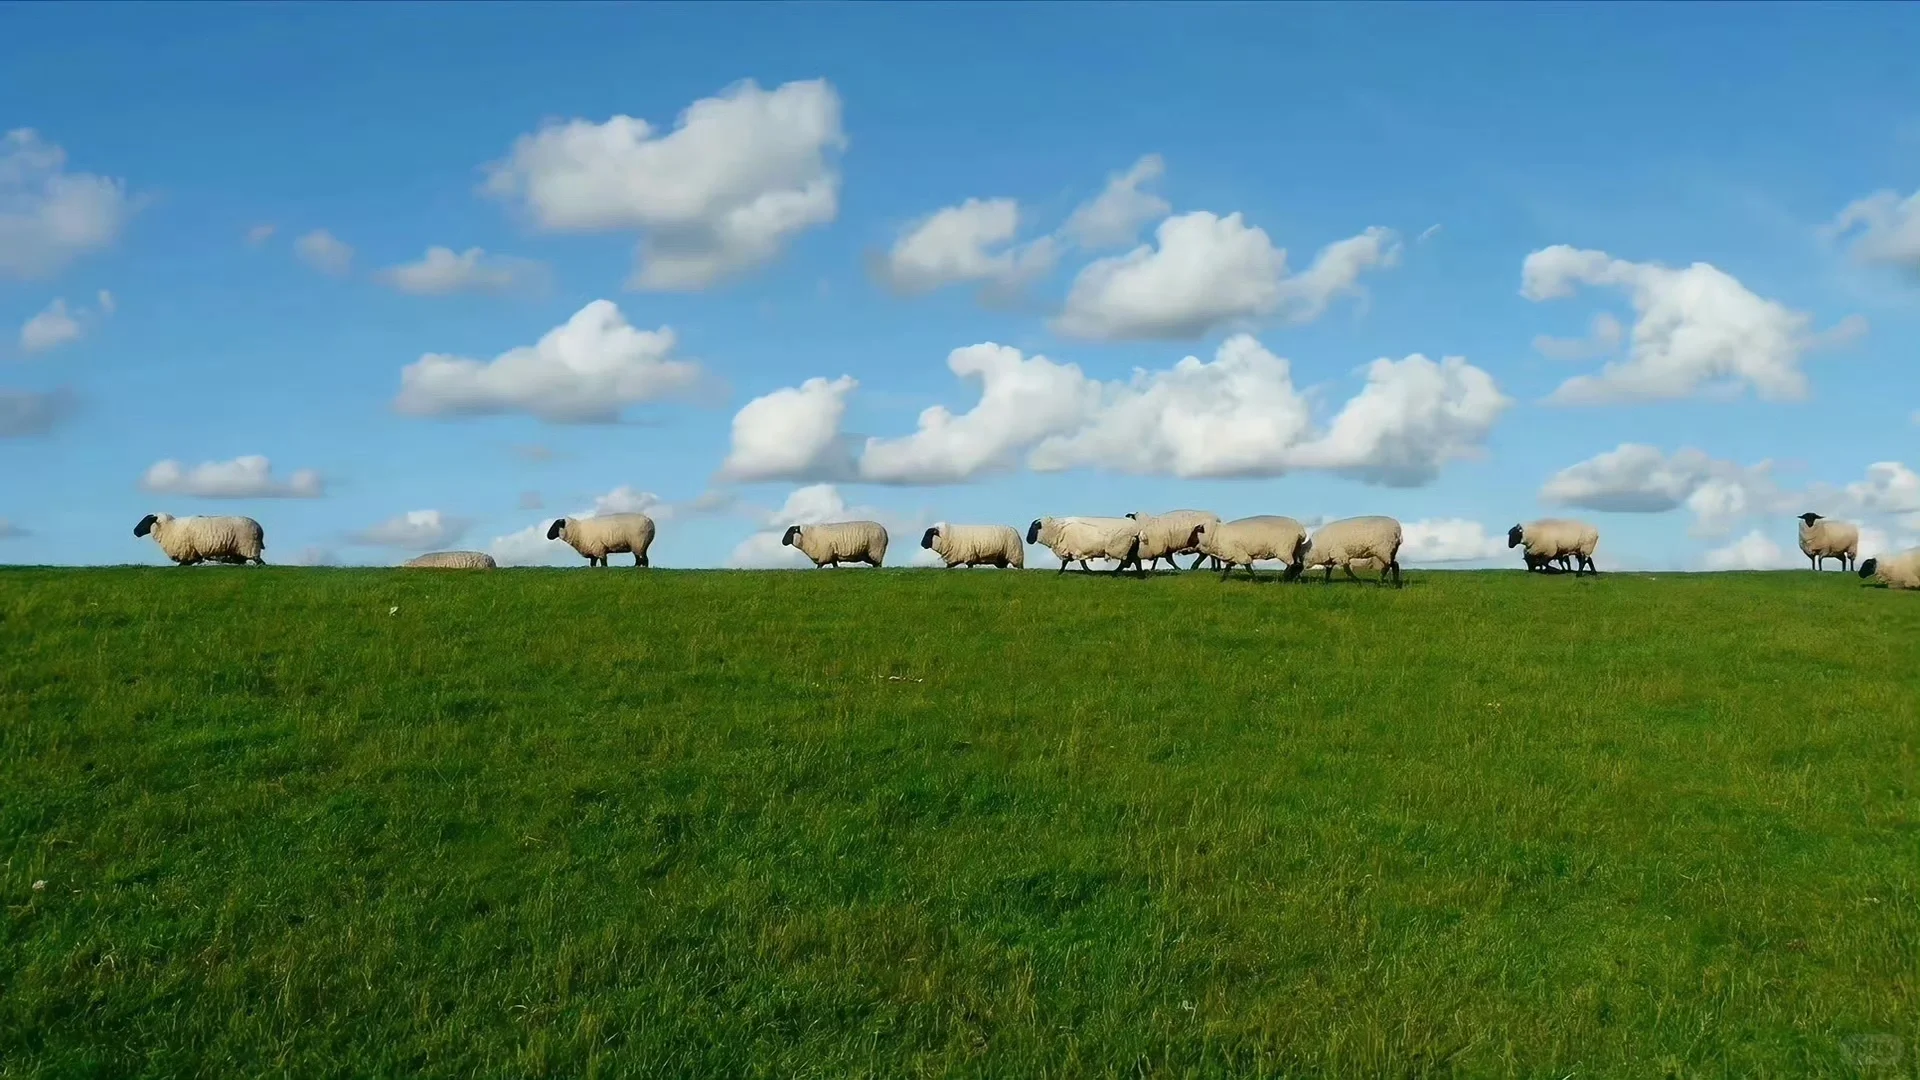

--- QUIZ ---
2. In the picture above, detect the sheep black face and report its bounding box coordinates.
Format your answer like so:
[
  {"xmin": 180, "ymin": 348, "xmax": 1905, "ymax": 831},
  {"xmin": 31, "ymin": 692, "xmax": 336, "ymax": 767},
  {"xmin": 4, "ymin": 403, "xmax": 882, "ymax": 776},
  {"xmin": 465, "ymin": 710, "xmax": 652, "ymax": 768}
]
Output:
[
  {"xmin": 920, "ymin": 527, "xmax": 939, "ymax": 550},
  {"xmin": 1025, "ymin": 520, "xmax": 1042, "ymax": 544},
  {"xmin": 1858, "ymin": 558, "xmax": 1877, "ymax": 579},
  {"xmin": 1125, "ymin": 513, "xmax": 1137, "ymax": 519},
  {"xmin": 781, "ymin": 526, "xmax": 802, "ymax": 547},
  {"xmin": 133, "ymin": 514, "xmax": 158, "ymax": 538},
  {"xmin": 1799, "ymin": 512, "xmax": 1822, "ymax": 526},
  {"xmin": 1507, "ymin": 524, "xmax": 1524, "ymax": 548},
  {"xmin": 545, "ymin": 519, "xmax": 567, "ymax": 540}
]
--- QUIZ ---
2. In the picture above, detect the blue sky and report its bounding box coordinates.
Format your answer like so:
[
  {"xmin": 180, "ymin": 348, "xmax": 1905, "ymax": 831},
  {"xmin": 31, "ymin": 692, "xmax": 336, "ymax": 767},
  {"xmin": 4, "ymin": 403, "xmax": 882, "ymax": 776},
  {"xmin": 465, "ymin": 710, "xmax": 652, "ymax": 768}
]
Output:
[{"xmin": 3, "ymin": 2, "xmax": 1917, "ymax": 569}]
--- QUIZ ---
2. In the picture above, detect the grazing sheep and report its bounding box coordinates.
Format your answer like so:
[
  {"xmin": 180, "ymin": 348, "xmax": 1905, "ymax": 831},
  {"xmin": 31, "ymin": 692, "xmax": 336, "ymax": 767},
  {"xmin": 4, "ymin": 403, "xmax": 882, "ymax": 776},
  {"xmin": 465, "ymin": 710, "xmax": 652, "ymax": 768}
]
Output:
[
  {"xmin": 403, "ymin": 550, "xmax": 496, "ymax": 569},
  {"xmin": 1026, "ymin": 516, "xmax": 1143, "ymax": 575},
  {"xmin": 1858, "ymin": 547, "xmax": 1920, "ymax": 590},
  {"xmin": 547, "ymin": 513, "xmax": 656, "ymax": 567},
  {"xmin": 1508, "ymin": 519, "xmax": 1600, "ymax": 575},
  {"xmin": 783, "ymin": 521, "xmax": 888, "ymax": 568},
  {"xmin": 1191, "ymin": 516, "xmax": 1308, "ymax": 580},
  {"xmin": 1300, "ymin": 515, "xmax": 1404, "ymax": 587},
  {"xmin": 133, "ymin": 513, "xmax": 266, "ymax": 566},
  {"xmin": 1797, "ymin": 512, "xmax": 1859, "ymax": 571},
  {"xmin": 920, "ymin": 523, "xmax": 1024, "ymax": 569},
  {"xmin": 1128, "ymin": 510, "xmax": 1222, "ymax": 570}
]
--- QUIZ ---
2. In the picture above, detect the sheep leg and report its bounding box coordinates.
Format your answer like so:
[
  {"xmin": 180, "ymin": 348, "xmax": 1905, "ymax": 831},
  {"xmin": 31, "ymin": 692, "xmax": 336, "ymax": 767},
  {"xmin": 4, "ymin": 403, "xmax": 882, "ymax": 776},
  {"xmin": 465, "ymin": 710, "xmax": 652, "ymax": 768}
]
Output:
[
  {"xmin": 1282, "ymin": 562, "xmax": 1304, "ymax": 583},
  {"xmin": 1079, "ymin": 560, "xmax": 1092, "ymax": 572},
  {"xmin": 1056, "ymin": 560, "xmax": 1069, "ymax": 575},
  {"xmin": 1343, "ymin": 564, "xmax": 1363, "ymax": 584},
  {"xmin": 635, "ymin": 553, "xmax": 648, "ymax": 567},
  {"xmin": 1389, "ymin": 560, "xmax": 1403, "ymax": 588},
  {"xmin": 1322, "ymin": 565, "xmax": 1334, "ymax": 584},
  {"xmin": 1218, "ymin": 561, "xmax": 1233, "ymax": 581}
]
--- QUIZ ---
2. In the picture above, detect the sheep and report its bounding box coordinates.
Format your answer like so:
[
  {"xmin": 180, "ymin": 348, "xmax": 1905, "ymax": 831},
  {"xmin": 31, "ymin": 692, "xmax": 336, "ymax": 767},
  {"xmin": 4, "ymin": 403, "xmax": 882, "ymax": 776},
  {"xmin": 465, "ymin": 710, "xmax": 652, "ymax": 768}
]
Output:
[
  {"xmin": 783, "ymin": 521, "xmax": 888, "ymax": 568},
  {"xmin": 1858, "ymin": 547, "xmax": 1920, "ymax": 590},
  {"xmin": 1507, "ymin": 519, "xmax": 1600, "ymax": 575},
  {"xmin": 1190, "ymin": 515, "xmax": 1308, "ymax": 580},
  {"xmin": 133, "ymin": 513, "xmax": 266, "ymax": 566},
  {"xmin": 1300, "ymin": 515, "xmax": 1404, "ymax": 587},
  {"xmin": 920, "ymin": 523, "xmax": 1024, "ymax": 569},
  {"xmin": 403, "ymin": 550, "xmax": 496, "ymax": 569},
  {"xmin": 1127, "ymin": 509, "xmax": 1222, "ymax": 570},
  {"xmin": 1797, "ymin": 512, "xmax": 1859, "ymax": 571},
  {"xmin": 547, "ymin": 513, "xmax": 656, "ymax": 567},
  {"xmin": 1025, "ymin": 516, "xmax": 1143, "ymax": 575}
]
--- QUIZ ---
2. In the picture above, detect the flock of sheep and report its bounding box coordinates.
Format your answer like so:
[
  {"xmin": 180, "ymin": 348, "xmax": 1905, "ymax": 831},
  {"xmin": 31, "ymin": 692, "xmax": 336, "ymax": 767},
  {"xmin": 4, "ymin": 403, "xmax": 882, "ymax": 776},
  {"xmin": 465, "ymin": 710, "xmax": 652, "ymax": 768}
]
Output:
[{"xmin": 127, "ymin": 507, "xmax": 1919, "ymax": 588}]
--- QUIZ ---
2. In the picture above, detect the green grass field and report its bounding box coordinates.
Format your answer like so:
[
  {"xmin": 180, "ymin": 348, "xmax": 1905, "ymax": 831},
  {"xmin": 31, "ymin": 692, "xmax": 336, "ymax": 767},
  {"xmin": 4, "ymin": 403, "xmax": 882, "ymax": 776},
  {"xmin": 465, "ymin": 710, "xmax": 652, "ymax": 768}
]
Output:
[{"xmin": 2, "ymin": 567, "xmax": 1915, "ymax": 1078}]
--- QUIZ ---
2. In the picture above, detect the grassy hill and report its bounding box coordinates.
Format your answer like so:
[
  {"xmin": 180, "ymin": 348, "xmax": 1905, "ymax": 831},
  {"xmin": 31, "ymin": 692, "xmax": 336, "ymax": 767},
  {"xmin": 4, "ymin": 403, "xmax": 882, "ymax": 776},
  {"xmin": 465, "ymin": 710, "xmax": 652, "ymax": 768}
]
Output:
[{"xmin": 2, "ymin": 567, "xmax": 1915, "ymax": 1077}]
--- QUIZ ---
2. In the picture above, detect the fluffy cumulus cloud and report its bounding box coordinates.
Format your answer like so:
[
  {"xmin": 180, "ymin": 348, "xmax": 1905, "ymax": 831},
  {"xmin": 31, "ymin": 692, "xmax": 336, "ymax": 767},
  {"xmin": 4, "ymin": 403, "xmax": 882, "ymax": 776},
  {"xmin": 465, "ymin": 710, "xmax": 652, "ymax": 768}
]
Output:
[
  {"xmin": 1053, "ymin": 214, "xmax": 1399, "ymax": 340},
  {"xmin": 17, "ymin": 290, "xmax": 113, "ymax": 354},
  {"xmin": 351, "ymin": 509, "xmax": 468, "ymax": 551},
  {"xmin": 140, "ymin": 455, "xmax": 325, "ymax": 499},
  {"xmin": 1827, "ymin": 187, "xmax": 1920, "ymax": 272},
  {"xmin": 727, "ymin": 335, "xmax": 1506, "ymax": 488},
  {"xmin": 871, "ymin": 197, "xmax": 1056, "ymax": 297},
  {"xmin": 1531, "ymin": 312, "xmax": 1623, "ymax": 362},
  {"xmin": 395, "ymin": 299, "xmax": 702, "ymax": 423},
  {"xmin": 1544, "ymin": 444, "xmax": 1920, "ymax": 540},
  {"xmin": 1399, "ymin": 519, "xmax": 1509, "ymax": 564},
  {"xmin": 719, "ymin": 374, "xmax": 858, "ymax": 482},
  {"xmin": 0, "ymin": 129, "xmax": 136, "ymax": 280},
  {"xmin": 1702, "ymin": 530, "xmax": 1798, "ymax": 571},
  {"xmin": 295, "ymin": 229, "xmax": 353, "ymax": 276},
  {"xmin": 1062, "ymin": 154, "xmax": 1171, "ymax": 251},
  {"xmin": 245, "ymin": 223, "xmax": 276, "ymax": 246},
  {"xmin": 376, "ymin": 246, "xmax": 546, "ymax": 295},
  {"xmin": 1520, "ymin": 245, "xmax": 1862, "ymax": 404},
  {"xmin": 483, "ymin": 78, "xmax": 846, "ymax": 290},
  {"xmin": 0, "ymin": 388, "xmax": 77, "ymax": 438}
]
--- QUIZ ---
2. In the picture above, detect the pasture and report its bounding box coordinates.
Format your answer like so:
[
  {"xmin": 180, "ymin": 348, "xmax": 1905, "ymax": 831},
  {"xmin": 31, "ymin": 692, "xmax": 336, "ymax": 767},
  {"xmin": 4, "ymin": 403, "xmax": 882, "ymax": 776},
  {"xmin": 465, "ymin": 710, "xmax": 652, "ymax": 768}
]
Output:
[{"xmin": 2, "ymin": 567, "xmax": 1915, "ymax": 1077}]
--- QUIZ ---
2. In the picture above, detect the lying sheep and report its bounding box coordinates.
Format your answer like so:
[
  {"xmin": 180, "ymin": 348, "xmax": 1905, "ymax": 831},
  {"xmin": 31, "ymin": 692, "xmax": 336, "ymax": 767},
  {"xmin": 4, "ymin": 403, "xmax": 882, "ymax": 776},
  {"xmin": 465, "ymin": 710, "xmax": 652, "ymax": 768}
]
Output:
[
  {"xmin": 1508, "ymin": 519, "xmax": 1600, "ymax": 575},
  {"xmin": 1026, "ymin": 516, "xmax": 1143, "ymax": 575},
  {"xmin": 133, "ymin": 513, "xmax": 266, "ymax": 566},
  {"xmin": 1300, "ymin": 515, "xmax": 1403, "ymax": 587},
  {"xmin": 403, "ymin": 550, "xmax": 496, "ymax": 569},
  {"xmin": 1798, "ymin": 512, "xmax": 1859, "ymax": 571},
  {"xmin": 1858, "ymin": 547, "xmax": 1920, "ymax": 590},
  {"xmin": 547, "ymin": 513, "xmax": 655, "ymax": 567},
  {"xmin": 1128, "ymin": 510, "xmax": 1221, "ymax": 570},
  {"xmin": 783, "ymin": 521, "xmax": 888, "ymax": 568},
  {"xmin": 920, "ymin": 523, "xmax": 1024, "ymax": 569},
  {"xmin": 1191, "ymin": 516, "xmax": 1308, "ymax": 580}
]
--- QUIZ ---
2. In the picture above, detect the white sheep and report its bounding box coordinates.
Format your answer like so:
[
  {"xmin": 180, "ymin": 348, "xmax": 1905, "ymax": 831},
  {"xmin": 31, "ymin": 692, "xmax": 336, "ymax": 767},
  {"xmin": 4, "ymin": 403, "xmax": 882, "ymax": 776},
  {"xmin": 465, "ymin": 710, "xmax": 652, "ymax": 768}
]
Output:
[
  {"xmin": 1191, "ymin": 515, "xmax": 1308, "ymax": 579},
  {"xmin": 1025, "ymin": 516, "xmax": 1143, "ymax": 575},
  {"xmin": 1797, "ymin": 512, "xmax": 1859, "ymax": 571},
  {"xmin": 1300, "ymin": 515, "xmax": 1404, "ymax": 587},
  {"xmin": 133, "ymin": 513, "xmax": 266, "ymax": 566},
  {"xmin": 546, "ymin": 513, "xmax": 656, "ymax": 567},
  {"xmin": 403, "ymin": 550, "xmax": 497, "ymax": 569},
  {"xmin": 1507, "ymin": 519, "xmax": 1600, "ymax": 575},
  {"xmin": 1858, "ymin": 547, "xmax": 1920, "ymax": 590},
  {"xmin": 920, "ymin": 523, "xmax": 1024, "ymax": 569},
  {"xmin": 1127, "ymin": 509, "xmax": 1222, "ymax": 570},
  {"xmin": 783, "ymin": 521, "xmax": 888, "ymax": 568}
]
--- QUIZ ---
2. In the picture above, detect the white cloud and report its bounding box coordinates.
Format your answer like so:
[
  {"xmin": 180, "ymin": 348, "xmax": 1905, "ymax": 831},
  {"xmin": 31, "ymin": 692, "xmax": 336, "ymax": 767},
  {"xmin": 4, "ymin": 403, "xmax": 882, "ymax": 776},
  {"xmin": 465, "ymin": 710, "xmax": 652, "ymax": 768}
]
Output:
[
  {"xmin": 96, "ymin": 289, "xmax": 114, "ymax": 314},
  {"xmin": 482, "ymin": 78, "xmax": 845, "ymax": 290},
  {"xmin": 742, "ymin": 335, "xmax": 1506, "ymax": 488},
  {"xmin": 141, "ymin": 455, "xmax": 325, "ymax": 499},
  {"xmin": 1061, "ymin": 154, "xmax": 1169, "ymax": 250},
  {"xmin": 0, "ymin": 129, "xmax": 135, "ymax": 279},
  {"xmin": 376, "ymin": 246, "xmax": 546, "ymax": 295},
  {"xmin": 351, "ymin": 509, "xmax": 468, "ymax": 551},
  {"xmin": 245, "ymin": 223, "xmax": 276, "ymax": 246},
  {"xmin": 1703, "ymin": 530, "xmax": 1797, "ymax": 571},
  {"xmin": 287, "ymin": 545, "xmax": 336, "ymax": 566},
  {"xmin": 1417, "ymin": 224, "xmax": 1442, "ymax": 243},
  {"xmin": 1827, "ymin": 188, "xmax": 1920, "ymax": 272},
  {"xmin": 19, "ymin": 299, "xmax": 80, "ymax": 353},
  {"xmin": 587, "ymin": 484, "xmax": 669, "ymax": 518},
  {"xmin": 1053, "ymin": 213, "xmax": 1398, "ymax": 340},
  {"xmin": 1531, "ymin": 311, "xmax": 1623, "ymax": 361},
  {"xmin": 1520, "ymin": 245, "xmax": 1860, "ymax": 403},
  {"xmin": 295, "ymin": 229, "xmax": 353, "ymax": 276},
  {"xmin": 1841, "ymin": 461, "xmax": 1920, "ymax": 514},
  {"xmin": 872, "ymin": 197, "xmax": 1055, "ymax": 296},
  {"xmin": 863, "ymin": 344, "xmax": 1100, "ymax": 485},
  {"xmin": 0, "ymin": 388, "xmax": 76, "ymax": 437},
  {"xmin": 719, "ymin": 374, "xmax": 858, "ymax": 482},
  {"xmin": 1399, "ymin": 519, "xmax": 1508, "ymax": 564},
  {"xmin": 0, "ymin": 519, "xmax": 28, "ymax": 539},
  {"xmin": 394, "ymin": 299, "xmax": 702, "ymax": 423}
]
